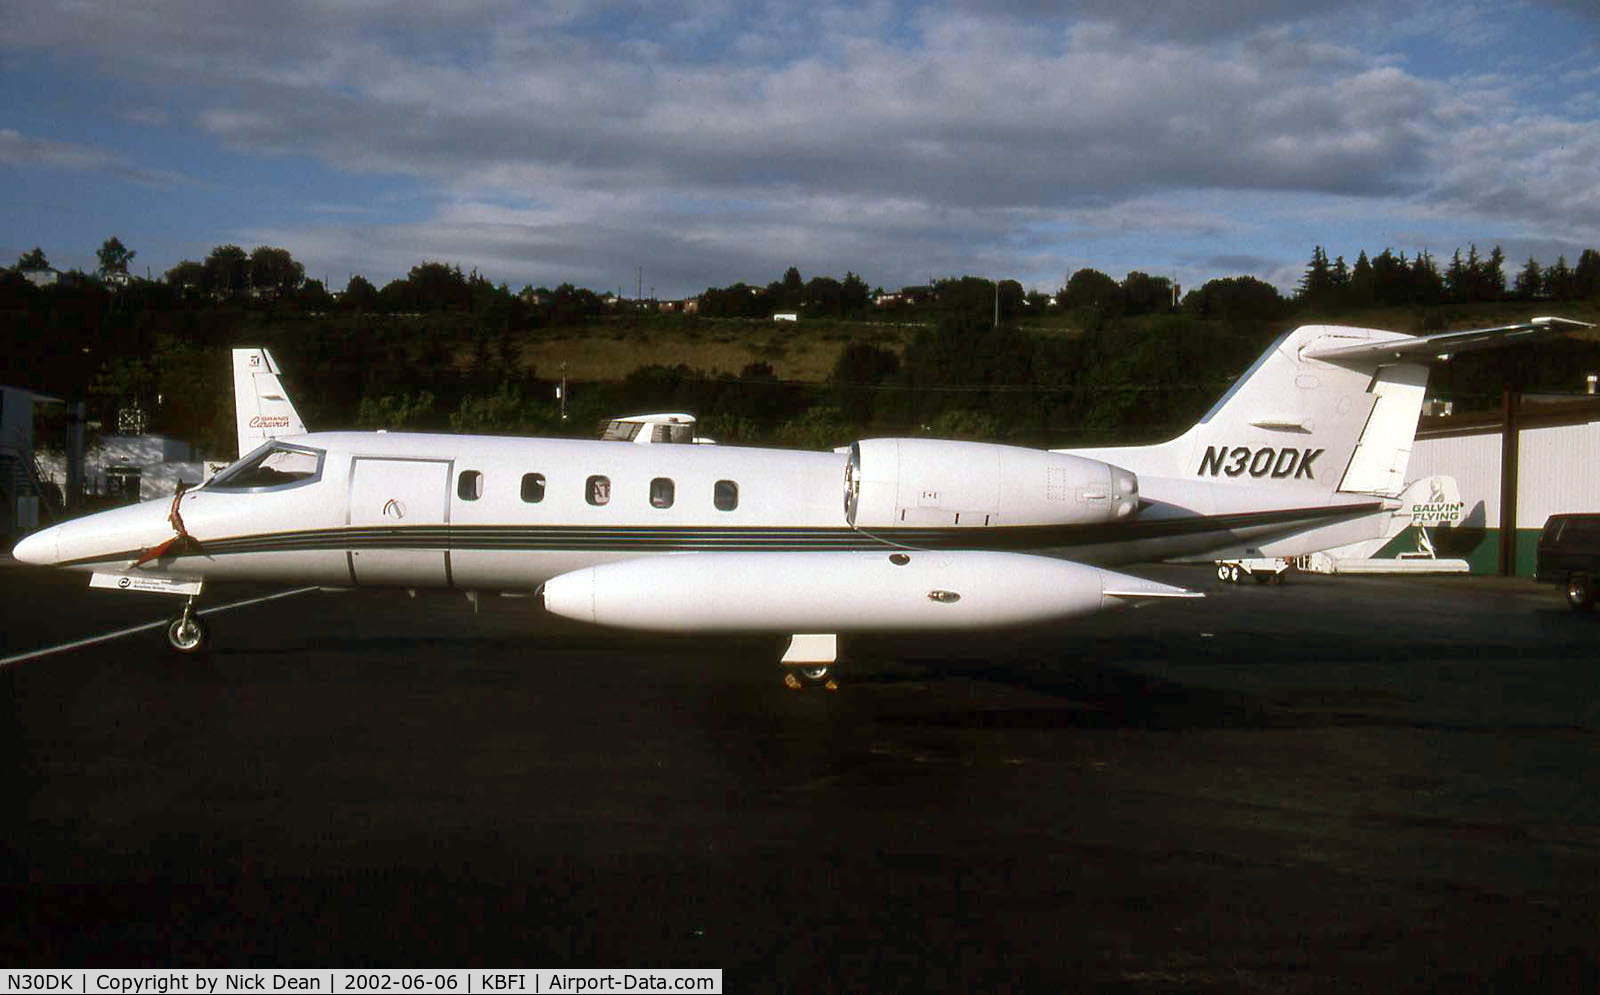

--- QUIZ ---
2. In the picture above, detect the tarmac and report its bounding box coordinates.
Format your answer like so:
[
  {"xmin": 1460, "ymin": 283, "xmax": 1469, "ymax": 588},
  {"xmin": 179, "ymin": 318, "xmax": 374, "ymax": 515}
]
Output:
[{"xmin": 2, "ymin": 557, "xmax": 1597, "ymax": 991}]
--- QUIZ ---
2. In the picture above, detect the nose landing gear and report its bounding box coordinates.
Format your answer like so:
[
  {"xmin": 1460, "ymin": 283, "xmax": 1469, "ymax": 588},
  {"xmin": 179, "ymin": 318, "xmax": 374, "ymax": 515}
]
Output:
[{"xmin": 166, "ymin": 597, "xmax": 211, "ymax": 654}]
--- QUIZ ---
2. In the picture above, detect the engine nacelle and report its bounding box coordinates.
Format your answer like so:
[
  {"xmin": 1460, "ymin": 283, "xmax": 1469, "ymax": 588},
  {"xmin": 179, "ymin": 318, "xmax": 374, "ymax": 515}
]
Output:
[{"xmin": 844, "ymin": 438, "xmax": 1138, "ymax": 528}]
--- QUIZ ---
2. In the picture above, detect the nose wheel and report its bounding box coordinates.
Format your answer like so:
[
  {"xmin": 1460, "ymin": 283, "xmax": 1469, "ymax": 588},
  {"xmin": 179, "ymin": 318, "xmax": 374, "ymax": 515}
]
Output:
[{"xmin": 166, "ymin": 598, "xmax": 211, "ymax": 654}]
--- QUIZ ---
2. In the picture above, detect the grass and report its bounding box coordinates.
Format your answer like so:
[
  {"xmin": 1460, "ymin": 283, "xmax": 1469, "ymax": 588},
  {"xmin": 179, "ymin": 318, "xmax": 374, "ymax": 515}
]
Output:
[
  {"xmin": 463, "ymin": 302, "xmax": 1600, "ymax": 383},
  {"xmin": 504, "ymin": 315, "xmax": 918, "ymax": 381}
]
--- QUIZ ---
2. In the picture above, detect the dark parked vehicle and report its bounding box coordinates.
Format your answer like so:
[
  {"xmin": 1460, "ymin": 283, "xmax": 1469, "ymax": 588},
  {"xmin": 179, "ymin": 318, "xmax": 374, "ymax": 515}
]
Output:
[{"xmin": 1535, "ymin": 513, "xmax": 1600, "ymax": 610}]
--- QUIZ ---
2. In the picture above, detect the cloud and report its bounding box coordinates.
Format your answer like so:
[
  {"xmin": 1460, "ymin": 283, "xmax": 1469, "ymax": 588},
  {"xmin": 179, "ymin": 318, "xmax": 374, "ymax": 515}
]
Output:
[
  {"xmin": 0, "ymin": 128, "xmax": 112, "ymax": 171},
  {"xmin": 0, "ymin": 128, "xmax": 185, "ymax": 186},
  {"xmin": 170, "ymin": 8, "xmax": 1450, "ymax": 214},
  {"xmin": 5, "ymin": 0, "xmax": 1597, "ymax": 294},
  {"xmin": 1424, "ymin": 113, "xmax": 1600, "ymax": 237}
]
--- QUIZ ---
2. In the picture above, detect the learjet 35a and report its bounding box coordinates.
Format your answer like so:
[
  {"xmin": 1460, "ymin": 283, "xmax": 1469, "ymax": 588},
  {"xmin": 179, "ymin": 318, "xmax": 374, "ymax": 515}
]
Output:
[{"xmin": 13, "ymin": 317, "xmax": 1590, "ymax": 685}]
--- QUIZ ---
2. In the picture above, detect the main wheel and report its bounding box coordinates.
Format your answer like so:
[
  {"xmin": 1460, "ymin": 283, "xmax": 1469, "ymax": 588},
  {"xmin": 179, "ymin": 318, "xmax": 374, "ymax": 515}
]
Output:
[
  {"xmin": 167, "ymin": 614, "xmax": 211, "ymax": 653},
  {"xmin": 1228, "ymin": 565, "xmax": 1241, "ymax": 584},
  {"xmin": 1566, "ymin": 574, "xmax": 1594, "ymax": 612},
  {"xmin": 1216, "ymin": 564, "xmax": 1230, "ymax": 581},
  {"xmin": 782, "ymin": 665, "xmax": 837, "ymax": 690}
]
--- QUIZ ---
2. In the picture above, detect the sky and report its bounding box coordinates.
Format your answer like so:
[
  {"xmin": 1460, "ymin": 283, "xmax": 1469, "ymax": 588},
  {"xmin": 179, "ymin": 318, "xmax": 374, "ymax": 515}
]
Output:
[{"xmin": 2, "ymin": 0, "xmax": 1597, "ymax": 299}]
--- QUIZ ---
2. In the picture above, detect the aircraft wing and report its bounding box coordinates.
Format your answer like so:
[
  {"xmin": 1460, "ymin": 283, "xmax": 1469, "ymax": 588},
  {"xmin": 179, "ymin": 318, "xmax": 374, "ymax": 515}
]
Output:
[{"xmin": 1303, "ymin": 316, "xmax": 1594, "ymax": 366}]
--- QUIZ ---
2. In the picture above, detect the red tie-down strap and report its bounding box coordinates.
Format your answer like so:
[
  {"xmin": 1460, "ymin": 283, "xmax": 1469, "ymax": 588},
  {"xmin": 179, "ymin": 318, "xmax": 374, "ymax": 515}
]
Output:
[{"xmin": 133, "ymin": 482, "xmax": 199, "ymax": 567}]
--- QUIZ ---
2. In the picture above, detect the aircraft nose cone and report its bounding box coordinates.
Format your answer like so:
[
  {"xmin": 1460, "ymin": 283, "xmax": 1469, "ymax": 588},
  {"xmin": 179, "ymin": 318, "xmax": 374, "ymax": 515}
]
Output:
[{"xmin": 12, "ymin": 527, "xmax": 59, "ymax": 566}]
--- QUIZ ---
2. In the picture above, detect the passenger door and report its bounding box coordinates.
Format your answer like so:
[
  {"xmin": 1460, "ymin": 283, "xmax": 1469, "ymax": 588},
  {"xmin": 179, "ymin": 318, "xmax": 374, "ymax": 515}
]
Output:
[{"xmin": 347, "ymin": 457, "xmax": 452, "ymax": 586}]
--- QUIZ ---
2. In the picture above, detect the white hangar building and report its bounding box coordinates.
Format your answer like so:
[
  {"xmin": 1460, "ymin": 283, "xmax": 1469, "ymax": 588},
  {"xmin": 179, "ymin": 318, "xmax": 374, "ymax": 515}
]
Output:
[{"xmin": 1387, "ymin": 393, "xmax": 1600, "ymax": 575}]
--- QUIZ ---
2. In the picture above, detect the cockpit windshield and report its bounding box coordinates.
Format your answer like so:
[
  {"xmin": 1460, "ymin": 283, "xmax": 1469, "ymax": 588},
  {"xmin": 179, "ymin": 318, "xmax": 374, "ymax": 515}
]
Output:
[{"xmin": 207, "ymin": 441, "xmax": 324, "ymax": 491}]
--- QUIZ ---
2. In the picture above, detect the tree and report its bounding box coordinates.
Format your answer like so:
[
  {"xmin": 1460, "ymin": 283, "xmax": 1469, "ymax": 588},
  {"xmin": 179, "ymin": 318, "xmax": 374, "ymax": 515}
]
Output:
[
  {"xmin": 778, "ymin": 266, "xmax": 804, "ymax": 308},
  {"xmin": 1061, "ymin": 268, "xmax": 1120, "ymax": 310},
  {"xmin": 17, "ymin": 247, "xmax": 49, "ymax": 271},
  {"xmin": 833, "ymin": 341, "xmax": 900, "ymax": 424},
  {"xmin": 1446, "ymin": 248, "xmax": 1468, "ymax": 302},
  {"xmin": 1450, "ymin": 244, "xmax": 1504, "ymax": 303},
  {"xmin": 1121, "ymin": 271, "xmax": 1172, "ymax": 315},
  {"xmin": 1347, "ymin": 250, "xmax": 1376, "ymax": 307},
  {"xmin": 1369, "ymin": 249, "xmax": 1408, "ymax": 305},
  {"xmin": 1574, "ymin": 249, "xmax": 1600, "ymax": 300},
  {"xmin": 930, "ymin": 276, "xmax": 1011, "ymax": 321},
  {"xmin": 1514, "ymin": 257, "xmax": 1544, "ymax": 301},
  {"xmin": 341, "ymin": 274, "xmax": 378, "ymax": 311},
  {"xmin": 802, "ymin": 276, "xmax": 843, "ymax": 317},
  {"xmin": 1181, "ymin": 276, "xmax": 1288, "ymax": 320},
  {"xmin": 297, "ymin": 278, "xmax": 334, "ymax": 310},
  {"xmin": 357, "ymin": 390, "xmax": 438, "ymax": 429},
  {"xmin": 165, "ymin": 260, "xmax": 205, "ymax": 295},
  {"xmin": 202, "ymin": 245, "xmax": 249, "ymax": 298},
  {"xmin": 997, "ymin": 279, "xmax": 1025, "ymax": 321},
  {"xmin": 1544, "ymin": 256, "xmax": 1574, "ymax": 301},
  {"xmin": 402, "ymin": 261, "xmax": 471, "ymax": 310},
  {"xmin": 1296, "ymin": 246, "xmax": 1334, "ymax": 305},
  {"xmin": 248, "ymin": 245, "xmax": 303, "ymax": 299},
  {"xmin": 1483, "ymin": 245, "xmax": 1507, "ymax": 301},
  {"xmin": 96, "ymin": 236, "xmax": 136, "ymax": 275},
  {"xmin": 1410, "ymin": 250, "xmax": 1444, "ymax": 305},
  {"xmin": 840, "ymin": 271, "xmax": 871, "ymax": 314}
]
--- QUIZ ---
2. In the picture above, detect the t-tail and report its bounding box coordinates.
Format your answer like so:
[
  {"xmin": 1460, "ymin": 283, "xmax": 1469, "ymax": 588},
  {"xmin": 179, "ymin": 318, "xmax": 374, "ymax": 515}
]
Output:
[
  {"xmin": 232, "ymin": 347, "xmax": 306, "ymax": 459},
  {"xmin": 1064, "ymin": 317, "xmax": 1592, "ymax": 503}
]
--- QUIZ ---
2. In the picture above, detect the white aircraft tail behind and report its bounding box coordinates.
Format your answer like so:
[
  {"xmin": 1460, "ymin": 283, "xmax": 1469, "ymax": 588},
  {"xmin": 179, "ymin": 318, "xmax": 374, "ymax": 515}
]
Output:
[{"xmin": 232, "ymin": 348, "xmax": 306, "ymax": 458}]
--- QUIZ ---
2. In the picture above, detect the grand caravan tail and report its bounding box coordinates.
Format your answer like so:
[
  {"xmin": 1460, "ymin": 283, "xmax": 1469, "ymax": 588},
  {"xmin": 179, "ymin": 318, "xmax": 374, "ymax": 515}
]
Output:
[
  {"xmin": 1062, "ymin": 317, "xmax": 1592, "ymax": 503},
  {"xmin": 232, "ymin": 347, "xmax": 306, "ymax": 459}
]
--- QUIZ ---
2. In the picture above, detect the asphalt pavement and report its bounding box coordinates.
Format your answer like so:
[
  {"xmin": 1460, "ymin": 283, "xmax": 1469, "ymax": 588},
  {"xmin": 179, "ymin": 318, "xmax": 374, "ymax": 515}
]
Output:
[{"xmin": 2, "ymin": 558, "xmax": 1597, "ymax": 992}]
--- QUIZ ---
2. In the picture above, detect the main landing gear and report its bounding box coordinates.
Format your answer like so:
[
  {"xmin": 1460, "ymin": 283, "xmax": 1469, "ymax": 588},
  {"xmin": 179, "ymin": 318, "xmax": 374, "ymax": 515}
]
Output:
[
  {"xmin": 780, "ymin": 634, "xmax": 839, "ymax": 691},
  {"xmin": 166, "ymin": 596, "xmax": 211, "ymax": 654},
  {"xmin": 782, "ymin": 665, "xmax": 837, "ymax": 691}
]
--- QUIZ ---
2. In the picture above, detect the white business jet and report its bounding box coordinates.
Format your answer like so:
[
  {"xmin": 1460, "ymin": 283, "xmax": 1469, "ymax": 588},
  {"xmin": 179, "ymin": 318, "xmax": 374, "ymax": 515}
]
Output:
[{"xmin": 12, "ymin": 317, "xmax": 1589, "ymax": 686}]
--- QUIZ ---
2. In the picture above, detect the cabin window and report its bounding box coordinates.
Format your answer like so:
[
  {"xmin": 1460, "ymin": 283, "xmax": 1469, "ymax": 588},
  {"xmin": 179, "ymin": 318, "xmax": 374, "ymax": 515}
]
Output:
[
  {"xmin": 714, "ymin": 479, "xmax": 738, "ymax": 511},
  {"xmin": 601, "ymin": 420, "xmax": 642, "ymax": 442},
  {"xmin": 650, "ymin": 477, "xmax": 675, "ymax": 509},
  {"xmin": 521, "ymin": 472, "xmax": 546, "ymax": 503},
  {"xmin": 458, "ymin": 470, "xmax": 483, "ymax": 501},
  {"xmin": 207, "ymin": 441, "xmax": 324, "ymax": 492},
  {"xmin": 587, "ymin": 475, "xmax": 611, "ymax": 506}
]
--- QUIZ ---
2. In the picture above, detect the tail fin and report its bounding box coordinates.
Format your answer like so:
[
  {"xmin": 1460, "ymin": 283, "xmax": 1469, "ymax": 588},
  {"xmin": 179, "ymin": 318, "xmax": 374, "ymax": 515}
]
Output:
[
  {"xmin": 1180, "ymin": 324, "xmax": 1425, "ymax": 497},
  {"xmin": 232, "ymin": 348, "xmax": 306, "ymax": 458},
  {"xmin": 1063, "ymin": 318, "xmax": 1591, "ymax": 499}
]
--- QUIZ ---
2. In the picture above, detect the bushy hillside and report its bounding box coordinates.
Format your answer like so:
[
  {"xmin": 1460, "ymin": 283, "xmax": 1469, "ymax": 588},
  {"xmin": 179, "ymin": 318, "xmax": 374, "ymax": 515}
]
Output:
[{"xmin": 5, "ymin": 246, "xmax": 1598, "ymax": 457}]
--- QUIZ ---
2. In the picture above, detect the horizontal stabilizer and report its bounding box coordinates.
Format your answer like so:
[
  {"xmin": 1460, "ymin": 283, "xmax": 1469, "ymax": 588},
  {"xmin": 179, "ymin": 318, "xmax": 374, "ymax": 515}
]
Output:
[{"xmin": 1303, "ymin": 316, "xmax": 1593, "ymax": 366}]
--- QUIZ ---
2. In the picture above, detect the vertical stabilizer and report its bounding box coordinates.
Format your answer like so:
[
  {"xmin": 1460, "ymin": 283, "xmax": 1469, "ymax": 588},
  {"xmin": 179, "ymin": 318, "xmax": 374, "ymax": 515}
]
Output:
[
  {"xmin": 1062, "ymin": 324, "xmax": 1421, "ymax": 498},
  {"xmin": 232, "ymin": 348, "xmax": 306, "ymax": 458}
]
